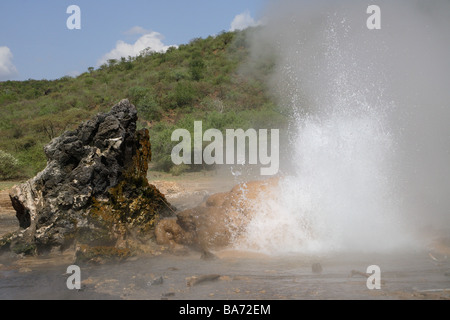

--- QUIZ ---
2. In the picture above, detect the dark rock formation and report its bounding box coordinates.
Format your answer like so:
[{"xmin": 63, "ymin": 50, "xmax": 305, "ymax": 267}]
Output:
[{"xmin": 1, "ymin": 99, "xmax": 173, "ymax": 257}]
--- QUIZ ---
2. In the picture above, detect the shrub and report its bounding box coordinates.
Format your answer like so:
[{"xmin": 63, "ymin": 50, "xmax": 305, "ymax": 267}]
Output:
[
  {"xmin": 128, "ymin": 87, "xmax": 162, "ymax": 121},
  {"xmin": 172, "ymin": 81, "xmax": 197, "ymax": 108},
  {"xmin": 169, "ymin": 164, "xmax": 190, "ymax": 176},
  {"xmin": 85, "ymin": 77, "xmax": 95, "ymax": 86},
  {"xmin": 149, "ymin": 122, "xmax": 178, "ymax": 171},
  {"xmin": 17, "ymin": 143, "xmax": 47, "ymax": 177},
  {"xmin": 0, "ymin": 150, "xmax": 20, "ymax": 180},
  {"xmin": 128, "ymin": 86, "xmax": 148, "ymax": 103},
  {"xmin": 189, "ymin": 55, "xmax": 206, "ymax": 81},
  {"xmin": 138, "ymin": 95, "xmax": 163, "ymax": 121}
]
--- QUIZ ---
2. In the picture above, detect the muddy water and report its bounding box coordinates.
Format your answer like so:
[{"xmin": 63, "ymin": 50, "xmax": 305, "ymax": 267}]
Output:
[{"xmin": 1, "ymin": 249, "xmax": 449, "ymax": 300}]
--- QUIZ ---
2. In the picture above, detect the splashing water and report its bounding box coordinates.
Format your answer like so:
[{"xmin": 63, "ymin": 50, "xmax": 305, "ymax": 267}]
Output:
[{"xmin": 236, "ymin": 18, "xmax": 414, "ymax": 254}]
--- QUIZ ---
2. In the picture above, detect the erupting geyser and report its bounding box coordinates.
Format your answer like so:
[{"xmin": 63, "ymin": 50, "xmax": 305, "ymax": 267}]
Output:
[{"xmin": 233, "ymin": 0, "xmax": 450, "ymax": 254}]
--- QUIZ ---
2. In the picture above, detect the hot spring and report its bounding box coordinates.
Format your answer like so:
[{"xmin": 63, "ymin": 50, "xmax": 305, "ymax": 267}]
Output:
[{"xmin": 232, "ymin": 0, "xmax": 450, "ymax": 255}]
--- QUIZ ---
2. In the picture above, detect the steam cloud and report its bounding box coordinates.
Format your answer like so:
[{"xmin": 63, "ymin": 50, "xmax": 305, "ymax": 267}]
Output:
[{"xmin": 238, "ymin": 0, "xmax": 450, "ymax": 253}]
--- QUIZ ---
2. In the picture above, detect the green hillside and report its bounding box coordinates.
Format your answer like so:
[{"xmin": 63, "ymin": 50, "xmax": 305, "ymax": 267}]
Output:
[{"xmin": 0, "ymin": 29, "xmax": 285, "ymax": 178}]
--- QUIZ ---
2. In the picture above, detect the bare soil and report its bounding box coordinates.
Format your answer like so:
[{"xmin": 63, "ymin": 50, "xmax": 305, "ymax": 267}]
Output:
[{"xmin": 0, "ymin": 190, "xmax": 17, "ymax": 237}]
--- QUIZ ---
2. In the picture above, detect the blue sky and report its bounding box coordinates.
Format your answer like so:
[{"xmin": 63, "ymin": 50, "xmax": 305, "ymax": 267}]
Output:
[{"xmin": 0, "ymin": 0, "xmax": 267, "ymax": 81}]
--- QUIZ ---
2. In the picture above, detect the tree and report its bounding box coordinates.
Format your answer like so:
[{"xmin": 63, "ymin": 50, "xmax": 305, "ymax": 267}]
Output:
[
  {"xmin": 107, "ymin": 59, "xmax": 118, "ymax": 67},
  {"xmin": 0, "ymin": 150, "xmax": 20, "ymax": 180},
  {"xmin": 189, "ymin": 53, "xmax": 205, "ymax": 81}
]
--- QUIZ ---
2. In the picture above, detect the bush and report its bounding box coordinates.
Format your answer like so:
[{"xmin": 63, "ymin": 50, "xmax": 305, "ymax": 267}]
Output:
[
  {"xmin": 172, "ymin": 81, "xmax": 197, "ymax": 108},
  {"xmin": 139, "ymin": 95, "xmax": 163, "ymax": 121},
  {"xmin": 0, "ymin": 90, "xmax": 18, "ymax": 104},
  {"xmin": 128, "ymin": 87, "xmax": 162, "ymax": 121},
  {"xmin": 189, "ymin": 54, "xmax": 206, "ymax": 81},
  {"xmin": 128, "ymin": 86, "xmax": 148, "ymax": 103},
  {"xmin": 150, "ymin": 122, "xmax": 178, "ymax": 171},
  {"xmin": 0, "ymin": 150, "xmax": 20, "ymax": 180},
  {"xmin": 169, "ymin": 164, "xmax": 190, "ymax": 176},
  {"xmin": 17, "ymin": 143, "xmax": 47, "ymax": 177}
]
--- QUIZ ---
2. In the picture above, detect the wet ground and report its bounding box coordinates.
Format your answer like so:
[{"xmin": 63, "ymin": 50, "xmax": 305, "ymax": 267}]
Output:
[
  {"xmin": 1, "ymin": 175, "xmax": 450, "ymax": 300},
  {"xmin": 0, "ymin": 249, "xmax": 449, "ymax": 300}
]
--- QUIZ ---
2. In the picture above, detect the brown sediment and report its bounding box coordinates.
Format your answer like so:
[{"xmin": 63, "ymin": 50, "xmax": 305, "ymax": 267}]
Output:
[
  {"xmin": 0, "ymin": 190, "xmax": 17, "ymax": 238},
  {"xmin": 155, "ymin": 177, "xmax": 280, "ymax": 251},
  {"xmin": 75, "ymin": 245, "xmax": 132, "ymax": 264}
]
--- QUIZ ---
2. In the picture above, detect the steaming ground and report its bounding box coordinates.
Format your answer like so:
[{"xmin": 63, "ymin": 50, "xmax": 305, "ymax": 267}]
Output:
[
  {"xmin": 1, "ymin": 249, "xmax": 450, "ymax": 300},
  {"xmin": 1, "ymin": 174, "xmax": 450, "ymax": 300}
]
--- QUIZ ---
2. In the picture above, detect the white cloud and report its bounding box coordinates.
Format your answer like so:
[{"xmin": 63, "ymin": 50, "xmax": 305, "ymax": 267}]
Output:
[
  {"xmin": 230, "ymin": 11, "xmax": 260, "ymax": 31},
  {"xmin": 98, "ymin": 29, "xmax": 176, "ymax": 66},
  {"xmin": 0, "ymin": 46, "xmax": 18, "ymax": 80},
  {"xmin": 123, "ymin": 26, "xmax": 152, "ymax": 36}
]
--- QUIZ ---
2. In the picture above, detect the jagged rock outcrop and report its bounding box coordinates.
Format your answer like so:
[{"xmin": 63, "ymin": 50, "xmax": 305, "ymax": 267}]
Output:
[{"xmin": 0, "ymin": 99, "xmax": 173, "ymax": 257}]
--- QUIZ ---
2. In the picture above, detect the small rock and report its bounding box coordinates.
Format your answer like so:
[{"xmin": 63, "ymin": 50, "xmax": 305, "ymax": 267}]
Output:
[
  {"xmin": 167, "ymin": 267, "xmax": 179, "ymax": 271},
  {"xmin": 162, "ymin": 292, "xmax": 175, "ymax": 297},
  {"xmin": 148, "ymin": 276, "xmax": 164, "ymax": 286},
  {"xmin": 127, "ymin": 256, "xmax": 139, "ymax": 262},
  {"xmin": 19, "ymin": 267, "xmax": 32, "ymax": 273},
  {"xmin": 186, "ymin": 274, "xmax": 221, "ymax": 287}
]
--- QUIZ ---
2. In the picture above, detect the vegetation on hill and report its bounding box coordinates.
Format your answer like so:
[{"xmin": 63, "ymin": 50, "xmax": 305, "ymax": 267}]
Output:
[{"xmin": 0, "ymin": 29, "xmax": 286, "ymax": 178}]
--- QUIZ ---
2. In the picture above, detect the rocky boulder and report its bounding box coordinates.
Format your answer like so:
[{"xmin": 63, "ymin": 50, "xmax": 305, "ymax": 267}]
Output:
[
  {"xmin": 0, "ymin": 99, "xmax": 173, "ymax": 258},
  {"xmin": 155, "ymin": 178, "xmax": 279, "ymax": 251}
]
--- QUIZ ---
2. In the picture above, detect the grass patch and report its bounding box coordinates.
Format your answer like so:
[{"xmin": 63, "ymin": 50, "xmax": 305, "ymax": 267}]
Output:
[{"xmin": 0, "ymin": 180, "xmax": 21, "ymax": 191}]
